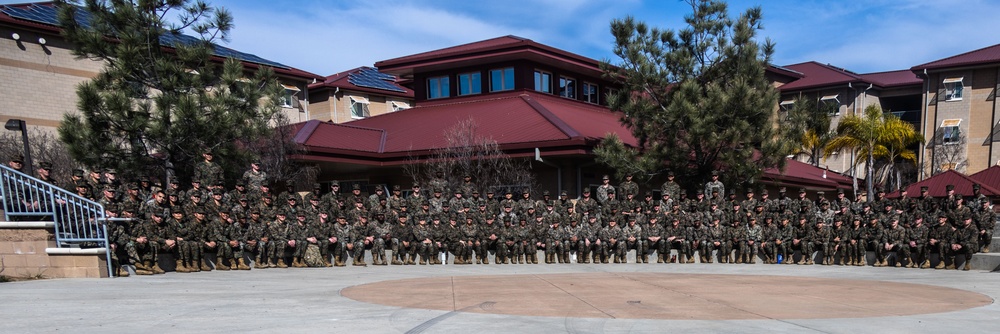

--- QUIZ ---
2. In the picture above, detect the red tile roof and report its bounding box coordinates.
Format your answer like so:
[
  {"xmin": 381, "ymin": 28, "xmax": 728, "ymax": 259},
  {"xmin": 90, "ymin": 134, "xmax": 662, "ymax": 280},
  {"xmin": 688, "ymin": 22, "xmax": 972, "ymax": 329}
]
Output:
[
  {"xmin": 778, "ymin": 62, "xmax": 920, "ymax": 92},
  {"xmin": 969, "ymin": 165, "xmax": 1000, "ymax": 192},
  {"xmin": 308, "ymin": 67, "xmax": 414, "ymax": 98},
  {"xmin": 292, "ymin": 90, "xmax": 637, "ymax": 162},
  {"xmin": 374, "ymin": 35, "xmax": 604, "ymax": 77},
  {"xmin": 761, "ymin": 159, "xmax": 854, "ymax": 191},
  {"xmin": 0, "ymin": 2, "xmax": 323, "ymax": 81},
  {"xmin": 376, "ymin": 36, "xmax": 533, "ymax": 67},
  {"xmin": 888, "ymin": 170, "xmax": 1000, "ymax": 198},
  {"xmin": 859, "ymin": 70, "xmax": 921, "ymax": 88},
  {"xmin": 778, "ymin": 61, "xmax": 863, "ymax": 91},
  {"xmin": 912, "ymin": 43, "xmax": 1000, "ymax": 71}
]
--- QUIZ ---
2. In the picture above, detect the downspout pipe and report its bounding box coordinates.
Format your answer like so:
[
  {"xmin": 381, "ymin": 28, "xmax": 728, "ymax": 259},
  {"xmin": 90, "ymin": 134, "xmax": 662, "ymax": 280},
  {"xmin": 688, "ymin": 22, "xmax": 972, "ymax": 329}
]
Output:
[
  {"xmin": 333, "ymin": 87, "xmax": 340, "ymax": 123},
  {"xmin": 924, "ymin": 69, "xmax": 934, "ymax": 180}
]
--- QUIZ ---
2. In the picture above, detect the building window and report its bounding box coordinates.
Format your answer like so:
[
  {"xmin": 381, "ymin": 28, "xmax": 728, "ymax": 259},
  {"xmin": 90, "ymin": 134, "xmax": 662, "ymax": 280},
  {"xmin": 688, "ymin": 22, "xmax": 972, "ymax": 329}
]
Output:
[
  {"xmin": 490, "ymin": 67, "xmax": 515, "ymax": 92},
  {"xmin": 390, "ymin": 101, "xmax": 410, "ymax": 112},
  {"xmin": 559, "ymin": 76, "xmax": 575, "ymax": 98},
  {"xmin": 350, "ymin": 96, "xmax": 370, "ymax": 119},
  {"xmin": 458, "ymin": 72, "xmax": 482, "ymax": 96},
  {"xmin": 281, "ymin": 84, "xmax": 301, "ymax": 108},
  {"xmin": 943, "ymin": 77, "xmax": 964, "ymax": 101},
  {"xmin": 820, "ymin": 94, "xmax": 839, "ymax": 115},
  {"xmin": 427, "ymin": 76, "xmax": 450, "ymax": 99},
  {"xmin": 534, "ymin": 70, "xmax": 552, "ymax": 93},
  {"xmin": 582, "ymin": 82, "xmax": 598, "ymax": 104},
  {"xmin": 940, "ymin": 119, "xmax": 961, "ymax": 145}
]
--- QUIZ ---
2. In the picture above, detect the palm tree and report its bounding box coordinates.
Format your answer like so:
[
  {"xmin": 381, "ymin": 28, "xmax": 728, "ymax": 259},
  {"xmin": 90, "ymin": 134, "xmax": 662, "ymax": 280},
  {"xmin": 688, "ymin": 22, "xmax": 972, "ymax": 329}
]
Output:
[
  {"xmin": 793, "ymin": 129, "xmax": 833, "ymax": 166},
  {"xmin": 825, "ymin": 105, "xmax": 923, "ymax": 200},
  {"xmin": 873, "ymin": 116, "xmax": 924, "ymax": 191}
]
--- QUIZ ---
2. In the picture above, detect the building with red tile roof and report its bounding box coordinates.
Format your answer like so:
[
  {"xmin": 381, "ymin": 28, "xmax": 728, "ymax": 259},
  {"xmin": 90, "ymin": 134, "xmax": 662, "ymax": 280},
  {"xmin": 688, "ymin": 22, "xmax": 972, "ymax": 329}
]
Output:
[
  {"xmin": 776, "ymin": 62, "xmax": 923, "ymax": 184},
  {"xmin": 911, "ymin": 43, "xmax": 1000, "ymax": 180},
  {"xmin": 307, "ymin": 67, "xmax": 414, "ymax": 123},
  {"xmin": 0, "ymin": 1, "xmax": 323, "ymax": 131},
  {"xmin": 888, "ymin": 170, "xmax": 1000, "ymax": 198},
  {"xmin": 293, "ymin": 35, "xmax": 854, "ymax": 197}
]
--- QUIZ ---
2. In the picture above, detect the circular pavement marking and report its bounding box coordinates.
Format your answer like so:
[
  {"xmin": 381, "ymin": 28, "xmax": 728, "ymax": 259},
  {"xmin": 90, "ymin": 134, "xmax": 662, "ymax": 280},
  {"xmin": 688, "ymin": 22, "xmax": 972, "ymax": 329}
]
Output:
[{"xmin": 341, "ymin": 273, "xmax": 992, "ymax": 320}]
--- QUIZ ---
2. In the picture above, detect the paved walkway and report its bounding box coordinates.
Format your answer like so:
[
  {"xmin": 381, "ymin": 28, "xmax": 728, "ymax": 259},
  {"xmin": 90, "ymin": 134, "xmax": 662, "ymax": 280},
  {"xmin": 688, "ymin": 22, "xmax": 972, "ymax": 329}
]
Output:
[{"xmin": 1, "ymin": 263, "xmax": 997, "ymax": 333}]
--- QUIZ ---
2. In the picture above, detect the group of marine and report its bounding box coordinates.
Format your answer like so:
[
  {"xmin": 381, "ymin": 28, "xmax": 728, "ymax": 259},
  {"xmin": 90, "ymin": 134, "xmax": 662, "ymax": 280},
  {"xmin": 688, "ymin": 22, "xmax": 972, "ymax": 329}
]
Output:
[{"xmin": 34, "ymin": 154, "xmax": 995, "ymax": 277}]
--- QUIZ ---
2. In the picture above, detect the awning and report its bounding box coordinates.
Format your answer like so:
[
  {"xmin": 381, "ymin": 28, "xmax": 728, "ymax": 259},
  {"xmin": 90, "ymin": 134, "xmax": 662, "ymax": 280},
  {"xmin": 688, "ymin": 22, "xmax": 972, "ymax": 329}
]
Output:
[
  {"xmin": 820, "ymin": 94, "xmax": 839, "ymax": 101},
  {"xmin": 350, "ymin": 96, "xmax": 370, "ymax": 104},
  {"xmin": 940, "ymin": 119, "xmax": 962, "ymax": 127},
  {"xmin": 943, "ymin": 77, "xmax": 964, "ymax": 84},
  {"xmin": 281, "ymin": 84, "xmax": 301, "ymax": 92}
]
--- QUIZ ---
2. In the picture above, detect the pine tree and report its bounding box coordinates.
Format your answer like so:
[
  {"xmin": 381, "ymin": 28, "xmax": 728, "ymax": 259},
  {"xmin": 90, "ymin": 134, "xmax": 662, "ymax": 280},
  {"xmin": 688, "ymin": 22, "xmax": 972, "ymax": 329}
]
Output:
[
  {"xmin": 55, "ymin": 0, "xmax": 283, "ymax": 184},
  {"xmin": 596, "ymin": 0, "xmax": 803, "ymax": 192}
]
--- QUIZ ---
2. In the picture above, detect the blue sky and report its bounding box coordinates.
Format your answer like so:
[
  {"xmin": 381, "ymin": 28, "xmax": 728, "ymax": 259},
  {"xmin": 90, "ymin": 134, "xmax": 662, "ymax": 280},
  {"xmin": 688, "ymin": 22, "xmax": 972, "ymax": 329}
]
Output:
[{"xmin": 6, "ymin": 0, "xmax": 1000, "ymax": 76}]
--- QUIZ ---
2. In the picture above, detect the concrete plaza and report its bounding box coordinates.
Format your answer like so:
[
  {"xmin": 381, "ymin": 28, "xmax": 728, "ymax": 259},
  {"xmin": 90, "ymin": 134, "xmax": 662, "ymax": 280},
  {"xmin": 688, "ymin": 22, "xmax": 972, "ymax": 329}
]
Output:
[{"xmin": 0, "ymin": 262, "xmax": 997, "ymax": 333}]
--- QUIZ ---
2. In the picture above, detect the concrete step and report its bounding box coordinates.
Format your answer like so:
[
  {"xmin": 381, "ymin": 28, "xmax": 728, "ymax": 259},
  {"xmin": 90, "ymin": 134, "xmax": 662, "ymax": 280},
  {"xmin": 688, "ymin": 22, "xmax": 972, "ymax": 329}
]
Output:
[
  {"xmin": 970, "ymin": 253, "xmax": 1000, "ymax": 271},
  {"xmin": 990, "ymin": 237, "xmax": 1000, "ymax": 252}
]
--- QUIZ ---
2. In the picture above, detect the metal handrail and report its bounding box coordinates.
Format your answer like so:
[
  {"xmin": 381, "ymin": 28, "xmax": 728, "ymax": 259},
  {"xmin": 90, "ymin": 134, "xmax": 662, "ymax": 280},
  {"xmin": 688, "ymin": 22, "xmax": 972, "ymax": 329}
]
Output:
[{"xmin": 0, "ymin": 164, "xmax": 112, "ymax": 277}]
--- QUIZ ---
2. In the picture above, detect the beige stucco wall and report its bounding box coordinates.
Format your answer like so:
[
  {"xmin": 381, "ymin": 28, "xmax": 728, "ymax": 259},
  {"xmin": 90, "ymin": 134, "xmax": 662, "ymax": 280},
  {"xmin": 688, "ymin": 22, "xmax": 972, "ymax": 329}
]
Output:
[
  {"xmin": 308, "ymin": 88, "xmax": 412, "ymax": 123},
  {"xmin": 921, "ymin": 67, "xmax": 1000, "ymax": 178}
]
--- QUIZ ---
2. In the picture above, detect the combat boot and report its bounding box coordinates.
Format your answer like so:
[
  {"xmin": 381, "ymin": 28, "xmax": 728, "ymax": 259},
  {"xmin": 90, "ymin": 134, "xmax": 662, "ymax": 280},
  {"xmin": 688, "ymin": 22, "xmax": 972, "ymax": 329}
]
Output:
[
  {"xmin": 238, "ymin": 258, "xmax": 252, "ymax": 270},
  {"xmin": 562, "ymin": 253, "xmax": 570, "ymax": 264},
  {"xmin": 945, "ymin": 257, "xmax": 956, "ymax": 270},
  {"xmin": 199, "ymin": 259, "xmax": 212, "ymax": 272},
  {"xmin": 150, "ymin": 261, "xmax": 165, "ymax": 274},
  {"xmin": 354, "ymin": 257, "xmax": 368, "ymax": 267},
  {"xmin": 677, "ymin": 254, "xmax": 686, "ymax": 264},
  {"xmin": 727, "ymin": 254, "xmax": 735, "ymax": 264},
  {"xmin": 687, "ymin": 254, "xmax": 696, "ymax": 263},
  {"xmin": 115, "ymin": 266, "xmax": 130, "ymax": 277},
  {"xmin": 894, "ymin": 260, "xmax": 901, "ymax": 268},
  {"xmin": 920, "ymin": 259, "xmax": 931, "ymax": 269},
  {"xmin": 276, "ymin": 258, "xmax": 288, "ymax": 268},
  {"xmin": 134, "ymin": 267, "xmax": 153, "ymax": 275},
  {"xmin": 706, "ymin": 254, "xmax": 714, "ymax": 263},
  {"xmin": 420, "ymin": 254, "xmax": 428, "ymax": 265},
  {"xmin": 133, "ymin": 261, "xmax": 149, "ymax": 271},
  {"xmin": 253, "ymin": 256, "xmax": 267, "ymax": 269},
  {"xmin": 983, "ymin": 246, "xmax": 990, "ymax": 253},
  {"xmin": 435, "ymin": 255, "xmax": 444, "ymax": 265},
  {"xmin": 592, "ymin": 253, "xmax": 600, "ymax": 264},
  {"xmin": 292, "ymin": 257, "xmax": 305, "ymax": 268},
  {"xmin": 216, "ymin": 257, "xmax": 231, "ymax": 271},
  {"xmin": 175, "ymin": 260, "xmax": 190, "ymax": 273},
  {"xmin": 963, "ymin": 262, "xmax": 971, "ymax": 271},
  {"xmin": 334, "ymin": 255, "xmax": 346, "ymax": 267},
  {"xmin": 934, "ymin": 260, "xmax": 946, "ymax": 269},
  {"xmin": 188, "ymin": 260, "xmax": 201, "ymax": 272},
  {"xmin": 657, "ymin": 253, "xmax": 665, "ymax": 263},
  {"xmin": 749, "ymin": 254, "xmax": 757, "ymax": 264}
]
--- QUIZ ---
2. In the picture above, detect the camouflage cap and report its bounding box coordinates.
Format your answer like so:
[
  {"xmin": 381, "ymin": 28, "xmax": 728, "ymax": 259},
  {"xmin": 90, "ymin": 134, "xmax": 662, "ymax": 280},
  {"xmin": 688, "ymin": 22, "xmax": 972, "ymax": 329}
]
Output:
[
  {"xmin": 171, "ymin": 206, "xmax": 184, "ymax": 214},
  {"xmin": 38, "ymin": 161, "xmax": 52, "ymax": 170},
  {"xmin": 72, "ymin": 169, "xmax": 85, "ymax": 177}
]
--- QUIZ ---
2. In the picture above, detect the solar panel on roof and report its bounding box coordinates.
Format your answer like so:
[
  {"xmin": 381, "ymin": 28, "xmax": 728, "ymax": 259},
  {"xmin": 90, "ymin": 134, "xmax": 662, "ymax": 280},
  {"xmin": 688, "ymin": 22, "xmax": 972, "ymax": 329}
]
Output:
[
  {"xmin": 1, "ymin": 4, "xmax": 289, "ymax": 69},
  {"xmin": 348, "ymin": 68, "xmax": 406, "ymax": 93}
]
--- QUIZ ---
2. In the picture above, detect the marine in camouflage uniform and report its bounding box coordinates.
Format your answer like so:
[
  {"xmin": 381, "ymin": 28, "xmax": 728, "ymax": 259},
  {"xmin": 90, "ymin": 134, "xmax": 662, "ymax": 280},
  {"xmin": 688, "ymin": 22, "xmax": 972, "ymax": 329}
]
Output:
[
  {"xmin": 705, "ymin": 217, "xmax": 727, "ymax": 263},
  {"xmin": 789, "ymin": 215, "xmax": 814, "ymax": 265},
  {"xmin": 599, "ymin": 219, "xmax": 625, "ymax": 263},
  {"xmin": 643, "ymin": 215, "xmax": 666, "ymax": 263},
  {"xmin": 864, "ymin": 217, "xmax": 885, "ymax": 267},
  {"xmin": 457, "ymin": 215, "xmax": 480, "ymax": 264},
  {"xmin": 264, "ymin": 211, "xmax": 290, "ymax": 268},
  {"xmin": 330, "ymin": 215, "xmax": 353, "ymax": 267},
  {"xmin": 369, "ymin": 212, "xmax": 392, "ymax": 265},
  {"xmin": 350, "ymin": 215, "xmax": 375, "ymax": 266},
  {"xmin": 846, "ymin": 217, "xmax": 866, "ymax": 266},
  {"xmin": 929, "ymin": 213, "xmax": 953, "ymax": 268},
  {"xmin": 621, "ymin": 217, "xmax": 643, "ymax": 263},
  {"xmin": 744, "ymin": 217, "xmax": 763, "ymax": 264},
  {"xmin": 975, "ymin": 200, "xmax": 996, "ymax": 252},
  {"xmin": 951, "ymin": 216, "xmax": 978, "ymax": 271},
  {"xmin": 413, "ymin": 217, "xmax": 436, "ymax": 265},
  {"xmin": 881, "ymin": 218, "xmax": 907, "ymax": 267}
]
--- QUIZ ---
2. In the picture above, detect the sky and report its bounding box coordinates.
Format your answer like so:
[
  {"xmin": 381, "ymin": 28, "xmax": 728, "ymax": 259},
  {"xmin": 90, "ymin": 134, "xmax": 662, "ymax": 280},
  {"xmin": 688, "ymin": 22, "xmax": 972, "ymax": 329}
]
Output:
[{"xmin": 5, "ymin": 0, "xmax": 1000, "ymax": 76}]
